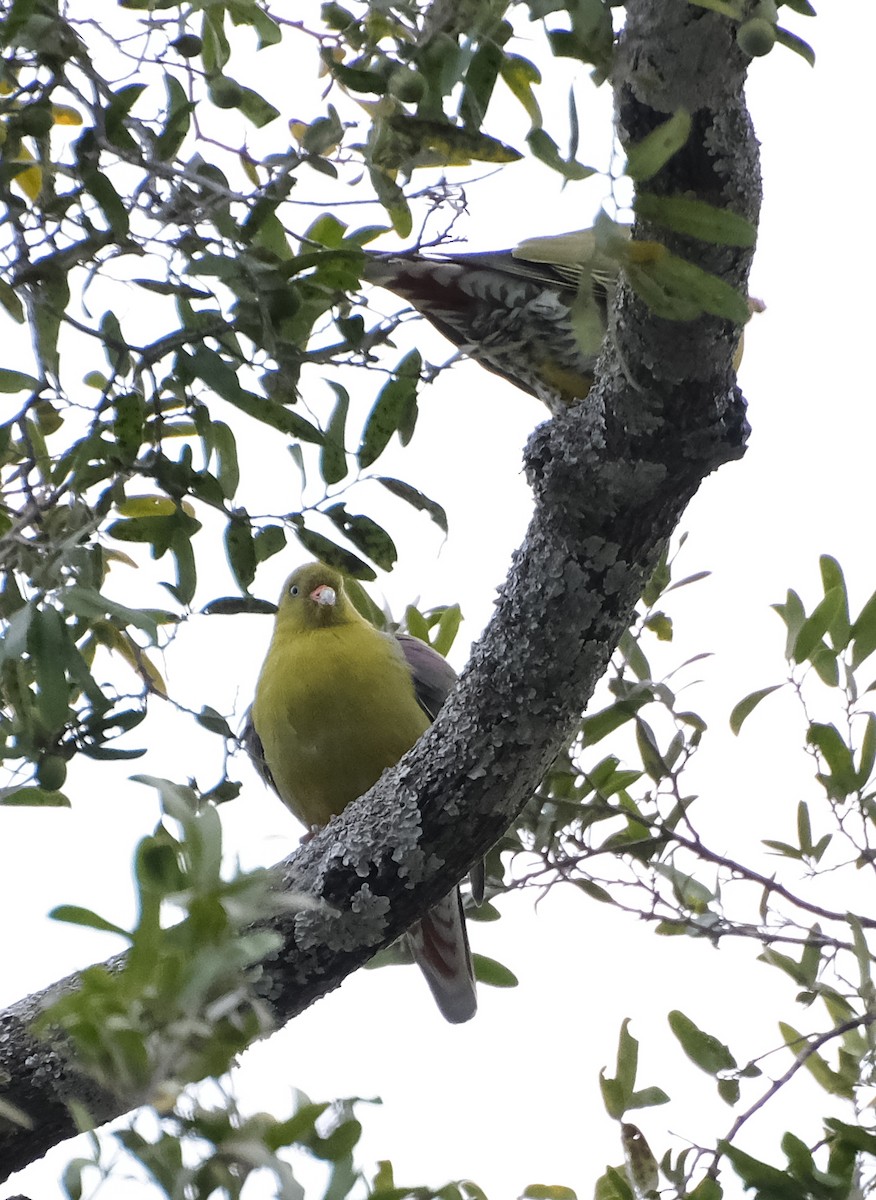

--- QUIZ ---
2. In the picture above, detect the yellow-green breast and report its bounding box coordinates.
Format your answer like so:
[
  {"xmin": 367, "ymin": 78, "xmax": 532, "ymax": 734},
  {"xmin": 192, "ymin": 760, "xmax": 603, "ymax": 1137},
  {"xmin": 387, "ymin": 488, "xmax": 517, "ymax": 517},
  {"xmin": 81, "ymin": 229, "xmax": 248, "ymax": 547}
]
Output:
[{"xmin": 253, "ymin": 612, "xmax": 431, "ymax": 830}]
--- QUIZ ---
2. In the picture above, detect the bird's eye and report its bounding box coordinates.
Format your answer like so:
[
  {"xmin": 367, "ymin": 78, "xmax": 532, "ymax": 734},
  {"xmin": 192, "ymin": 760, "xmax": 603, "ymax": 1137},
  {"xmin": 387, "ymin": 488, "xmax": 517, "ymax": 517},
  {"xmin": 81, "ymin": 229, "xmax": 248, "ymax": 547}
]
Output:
[{"xmin": 289, "ymin": 585, "xmax": 299, "ymax": 596}]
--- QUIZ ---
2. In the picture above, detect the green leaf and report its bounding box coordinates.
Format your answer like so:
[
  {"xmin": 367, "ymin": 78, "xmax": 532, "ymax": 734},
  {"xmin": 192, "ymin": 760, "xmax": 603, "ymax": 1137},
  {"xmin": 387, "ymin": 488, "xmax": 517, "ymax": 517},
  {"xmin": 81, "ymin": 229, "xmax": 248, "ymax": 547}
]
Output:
[
  {"xmin": 320, "ymin": 382, "xmax": 349, "ymax": 485},
  {"xmin": 688, "ymin": 1178, "xmax": 722, "ymax": 1200},
  {"xmin": 777, "ymin": 1023, "xmax": 853, "ymax": 1098},
  {"xmin": 521, "ymin": 1187, "xmax": 578, "ymax": 1199},
  {"xmin": 729, "ymin": 684, "xmax": 781, "ymax": 734},
  {"xmin": 774, "ymin": 25, "xmax": 815, "ymax": 66},
  {"xmin": 196, "ymin": 706, "xmax": 233, "ymax": 738},
  {"xmin": 154, "ymin": 72, "xmax": 194, "ymax": 161},
  {"xmin": 369, "ymin": 166, "xmax": 412, "ymax": 238},
  {"xmin": 626, "ymin": 1086, "xmax": 670, "ymax": 1110},
  {"xmin": 50, "ymin": 905, "xmax": 130, "ymax": 938},
  {"xmin": 618, "ymin": 629, "xmax": 651, "ymax": 681},
  {"xmin": 471, "ymin": 954, "xmax": 518, "ymax": 988},
  {"xmin": 60, "ymin": 586, "xmax": 159, "ymax": 639},
  {"xmin": 807, "ymin": 722, "xmax": 856, "ymax": 795},
  {"xmin": 377, "ymin": 477, "xmax": 448, "ymax": 533},
  {"xmin": 499, "ymin": 53, "xmax": 542, "ymax": 126},
  {"xmin": 819, "ymin": 556, "xmax": 851, "ymax": 649},
  {"xmin": 32, "ymin": 267, "xmax": 70, "ymax": 377},
  {"xmin": 431, "ymin": 605, "xmax": 462, "ymax": 658},
  {"xmin": 599, "ymin": 1073, "xmax": 626, "ymax": 1121},
  {"xmin": 459, "ymin": 40, "xmax": 503, "ymax": 128},
  {"xmin": 358, "ymin": 350, "xmax": 421, "ymax": 468},
  {"xmin": 254, "ymin": 523, "xmax": 286, "ymax": 565},
  {"xmin": 525, "ymin": 127, "xmax": 595, "ymax": 181},
  {"xmin": 29, "ymin": 606, "xmax": 71, "ymax": 731},
  {"xmin": 321, "ymin": 48, "xmax": 387, "ymax": 94},
  {"xmin": 848, "ymin": 913, "xmax": 871, "ymax": 986},
  {"xmin": 635, "ymin": 717, "xmax": 667, "ymax": 782},
  {"xmin": 112, "ymin": 391, "xmax": 144, "ymax": 460},
  {"xmin": 857, "ymin": 714, "xmax": 876, "ymax": 788},
  {"xmin": 225, "ymin": 515, "xmax": 257, "ymax": 591},
  {"xmin": 593, "ymin": 1167, "xmax": 633, "ymax": 1200},
  {"xmin": 625, "ymin": 110, "xmax": 691, "ymax": 182},
  {"xmin": 633, "ymin": 195, "xmax": 756, "ymax": 247},
  {"xmin": 0, "ymin": 278, "xmax": 25, "ymax": 323},
  {"xmin": 325, "ymin": 504, "xmax": 397, "ymax": 571},
  {"xmin": 0, "ymin": 786, "xmax": 71, "ymax": 807},
  {"xmin": 792, "ymin": 587, "xmax": 844, "ymax": 662},
  {"xmin": 294, "ymin": 526, "xmax": 376, "ymax": 580},
  {"xmin": 186, "ymin": 348, "xmax": 323, "ymax": 444},
  {"xmin": 719, "ymin": 1142, "xmax": 801, "ymax": 1200},
  {"xmin": 575, "ymin": 879, "xmax": 614, "ymax": 904},
  {"xmin": 773, "ymin": 588, "xmax": 806, "ymax": 659},
  {"xmin": 0, "ymin": 368, "xmax": 40, "ymax": 392},
  {"xmin": 626, "ymin": 249, "xmax": 751, "ymax": 324},
  {"xmin": 824, "ymin": 1118, "xmax": 876, "ymax": 1157},
  {"xmin": 211, "ymin": 420, "xmax": 240, "ymax": 499},
  {"xmin": 616, "ymin": 1019, "xmax": 639, "ymax": 1107},
  {"xmin": 104, "ymin": 82, "xmax": 146, "ymax": 152},
  {"xmin": 581, "ymin": 688, "xmax": 652, "ymax": 744},
  {"xmin": 851, "ymin": 586, "xmax": 876, "ymax": 667},
  {"xmin": 796, "ymin": 800, "xmax": 813, "ymax": 855},
  {"xmin": 668, "ymin": 1010, "xmax": 736, "ymax": 1074},
  {"xmin": 237, "ymin": 85, "xmax": 281, "ymax": 128},
  {"xmin": 83, "ymin": 169, "xmax": 129, "ymax": 237}
]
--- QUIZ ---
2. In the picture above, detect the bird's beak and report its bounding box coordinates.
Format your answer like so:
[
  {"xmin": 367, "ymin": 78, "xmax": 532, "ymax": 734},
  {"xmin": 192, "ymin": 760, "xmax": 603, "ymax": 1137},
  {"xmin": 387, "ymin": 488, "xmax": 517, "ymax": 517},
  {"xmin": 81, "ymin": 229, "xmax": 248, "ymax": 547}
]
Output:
[{"xmin": 311, "ymin": 584, "xmax": 336, "ymax": 607}]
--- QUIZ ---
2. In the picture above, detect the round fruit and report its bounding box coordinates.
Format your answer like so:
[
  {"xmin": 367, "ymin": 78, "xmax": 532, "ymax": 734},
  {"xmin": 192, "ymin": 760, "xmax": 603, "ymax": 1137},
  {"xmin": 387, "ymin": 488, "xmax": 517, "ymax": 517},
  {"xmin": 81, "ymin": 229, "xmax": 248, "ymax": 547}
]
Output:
[
  {"xmin": 19, "ymin": 105, "xmax": 54, "ymax": 137},
  {"xmin": 737, "ymin": 17, "xmax": 777, "ymax": 57},
  {"xmin": 171, "ymin": 33, "xmax": 202, "ymax": 58},
  {"xmin": 37, "ymin": 754, "xmax": 67, "ymax": 791}
]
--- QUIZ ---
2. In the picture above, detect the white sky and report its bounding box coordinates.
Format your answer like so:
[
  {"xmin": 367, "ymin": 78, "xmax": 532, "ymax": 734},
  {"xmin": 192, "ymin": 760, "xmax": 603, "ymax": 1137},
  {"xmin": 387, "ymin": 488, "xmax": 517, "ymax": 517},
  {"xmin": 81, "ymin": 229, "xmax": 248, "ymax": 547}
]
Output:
[{"xmin": 3, "ymin": 2, "xmax": 876, "ymax": 1197}]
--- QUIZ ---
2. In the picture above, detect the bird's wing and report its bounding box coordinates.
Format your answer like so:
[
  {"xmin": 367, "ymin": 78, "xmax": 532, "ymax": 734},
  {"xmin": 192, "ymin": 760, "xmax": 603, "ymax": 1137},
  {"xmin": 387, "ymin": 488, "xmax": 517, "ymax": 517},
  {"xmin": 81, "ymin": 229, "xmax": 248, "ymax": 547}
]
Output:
[
  {"xmin": 396, "ymin": 631, "xmax": 458, "ymax": 721},
  {"xmin": 241, "ymin": 708, "xmax": 278, "ymax": 795},
  {"xmin": 405, "ymin": 888, "xmax": 477, "ymax": 1024},
  {"xmin": 363, "ymin": 242, "xmax": 612, "ymax": 410}
]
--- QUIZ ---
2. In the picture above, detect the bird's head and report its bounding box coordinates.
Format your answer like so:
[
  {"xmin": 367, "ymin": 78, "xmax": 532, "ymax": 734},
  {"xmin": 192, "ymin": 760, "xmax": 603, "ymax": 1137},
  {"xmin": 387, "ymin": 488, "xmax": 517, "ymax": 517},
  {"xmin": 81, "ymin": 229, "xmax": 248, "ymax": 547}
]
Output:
[{"xmin": 275, "ymin": 562, "xmax": 357, "ymax": 632}]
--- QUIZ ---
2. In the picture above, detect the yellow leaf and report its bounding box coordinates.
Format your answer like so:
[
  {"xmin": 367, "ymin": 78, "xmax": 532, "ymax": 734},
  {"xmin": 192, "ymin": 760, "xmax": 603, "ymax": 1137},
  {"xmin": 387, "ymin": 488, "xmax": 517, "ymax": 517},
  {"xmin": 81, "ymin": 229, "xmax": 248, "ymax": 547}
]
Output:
[
  {"xmin": 626, "ymin": 240, "xmax": 668, "ymax": 266},
  {"xmin": 92, "ymin": 620, "xmax": 167, "ymax": 695},
  {"xmin": 51, "ymin": 104, "xmax": 83, "ymax": 126},
  {"xmin": 12, "ymin": 144, "xmax": 42, "ymax": 201},
  {"xmin": 240, "ymin": 152, "xmax": 259, "ymax": 186},
  {"xmin": 130, "ymin": 642, "xmax": 167, "ymax": 696},
  {"xmin": 116, "ymin": 495, "xmax": 178, "ymax": 517}
]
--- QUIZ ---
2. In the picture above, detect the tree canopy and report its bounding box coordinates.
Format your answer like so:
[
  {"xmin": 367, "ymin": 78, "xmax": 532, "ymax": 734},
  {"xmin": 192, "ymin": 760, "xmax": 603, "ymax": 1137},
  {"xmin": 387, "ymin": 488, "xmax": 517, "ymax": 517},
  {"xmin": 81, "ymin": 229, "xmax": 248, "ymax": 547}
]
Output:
[{"xmin": 6, "ymin": 1, "xmax": 876, "ymax": 1198}]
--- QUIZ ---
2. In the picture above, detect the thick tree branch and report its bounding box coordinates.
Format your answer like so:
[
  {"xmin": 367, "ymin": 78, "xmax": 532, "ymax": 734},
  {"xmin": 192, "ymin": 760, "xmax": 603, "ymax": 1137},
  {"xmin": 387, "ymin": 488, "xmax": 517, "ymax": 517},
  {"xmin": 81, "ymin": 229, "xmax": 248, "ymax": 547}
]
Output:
[{"xmin": 0, "ymin": 0, "xmax": 760, "ymax": 1180}]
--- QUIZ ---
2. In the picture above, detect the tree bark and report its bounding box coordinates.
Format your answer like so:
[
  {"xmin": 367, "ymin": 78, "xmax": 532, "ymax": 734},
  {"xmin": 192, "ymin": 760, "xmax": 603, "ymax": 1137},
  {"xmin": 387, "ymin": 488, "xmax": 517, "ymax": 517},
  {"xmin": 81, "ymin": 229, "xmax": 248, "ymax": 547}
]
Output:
[{"xmin": 0, "ymin": 0, "xmax": 760, "ymax": 1180}]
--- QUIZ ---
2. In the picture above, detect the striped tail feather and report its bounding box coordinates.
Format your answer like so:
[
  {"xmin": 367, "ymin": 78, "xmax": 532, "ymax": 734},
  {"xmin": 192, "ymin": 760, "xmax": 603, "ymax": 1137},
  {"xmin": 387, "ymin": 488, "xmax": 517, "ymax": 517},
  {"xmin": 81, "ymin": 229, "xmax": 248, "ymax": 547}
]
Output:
[{"xmin": 405, "ymin": 888, "xmax": 477, "ymax": 1024}]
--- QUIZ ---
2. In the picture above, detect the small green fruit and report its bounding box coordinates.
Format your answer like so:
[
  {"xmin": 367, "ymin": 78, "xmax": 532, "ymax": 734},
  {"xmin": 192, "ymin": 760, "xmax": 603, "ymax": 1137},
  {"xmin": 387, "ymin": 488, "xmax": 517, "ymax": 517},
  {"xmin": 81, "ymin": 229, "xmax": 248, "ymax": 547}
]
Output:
[
  {"xmin": 171, "ymin": 33, "xmax": 202, "ymax": 58},
  {"xmin": 737, "ymin": 17, "xmax": 777, "ymax": 57},
  {"xmin": 19, "ymin": 104, "xmax": 54, "ymax": 137},
  {"xmin": 37, "ymin": 754, "xmax": 67, "ymax": 791}
]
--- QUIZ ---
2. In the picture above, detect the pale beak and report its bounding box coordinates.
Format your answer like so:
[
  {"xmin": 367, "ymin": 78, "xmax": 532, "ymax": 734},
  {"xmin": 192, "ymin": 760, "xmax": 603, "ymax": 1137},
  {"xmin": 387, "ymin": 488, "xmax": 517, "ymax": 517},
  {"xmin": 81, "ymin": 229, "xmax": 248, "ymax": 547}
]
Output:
[{"xmin": 311, "ymin": 584, "xmax": 336, "ymax": 607}]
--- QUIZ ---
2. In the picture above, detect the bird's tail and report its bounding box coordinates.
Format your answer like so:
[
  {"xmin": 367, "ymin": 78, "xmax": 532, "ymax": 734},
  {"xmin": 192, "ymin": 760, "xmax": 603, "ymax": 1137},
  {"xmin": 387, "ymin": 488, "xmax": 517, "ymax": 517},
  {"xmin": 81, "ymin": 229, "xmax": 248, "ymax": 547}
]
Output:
[{"xmin": 405, "ymin": 888, "xmax": 477, "ymax": 1024}]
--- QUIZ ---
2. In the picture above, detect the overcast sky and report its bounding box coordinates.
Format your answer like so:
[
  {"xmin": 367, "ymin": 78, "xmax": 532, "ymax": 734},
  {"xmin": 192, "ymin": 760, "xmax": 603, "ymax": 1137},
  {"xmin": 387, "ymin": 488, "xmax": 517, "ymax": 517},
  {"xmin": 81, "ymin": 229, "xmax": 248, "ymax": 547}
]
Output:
[{"xmin": 3, "ymin": 3, "xmax": 876, "ymax": 1197}]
